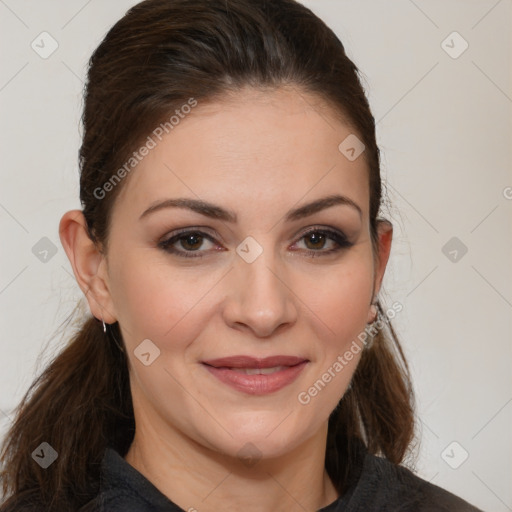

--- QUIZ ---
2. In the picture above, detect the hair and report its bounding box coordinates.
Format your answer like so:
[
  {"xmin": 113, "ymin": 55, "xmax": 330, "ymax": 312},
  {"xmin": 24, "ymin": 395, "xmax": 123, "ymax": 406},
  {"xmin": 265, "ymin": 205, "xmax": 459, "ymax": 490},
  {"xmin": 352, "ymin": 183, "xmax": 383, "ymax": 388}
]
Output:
[{"xmin": 0, "ymin": 0, "xmax": 416, "ymax": 510}]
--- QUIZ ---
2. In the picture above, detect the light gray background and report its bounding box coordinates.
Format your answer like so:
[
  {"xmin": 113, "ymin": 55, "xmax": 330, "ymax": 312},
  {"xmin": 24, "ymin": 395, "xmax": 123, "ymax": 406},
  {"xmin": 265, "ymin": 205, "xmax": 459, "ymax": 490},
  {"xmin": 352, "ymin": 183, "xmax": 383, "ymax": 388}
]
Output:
[{"xmin": 0, "ymin": 1, "xmax": 510, "ymax": 510}]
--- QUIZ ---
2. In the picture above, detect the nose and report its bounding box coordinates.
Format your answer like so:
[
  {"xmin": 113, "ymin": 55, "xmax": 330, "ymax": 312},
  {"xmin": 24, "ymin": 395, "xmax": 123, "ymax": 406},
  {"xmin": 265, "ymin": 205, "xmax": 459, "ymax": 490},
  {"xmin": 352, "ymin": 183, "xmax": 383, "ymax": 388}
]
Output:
[{"xmin": 221, "ymin": 248, "xmax": 298, "ymax": 338}]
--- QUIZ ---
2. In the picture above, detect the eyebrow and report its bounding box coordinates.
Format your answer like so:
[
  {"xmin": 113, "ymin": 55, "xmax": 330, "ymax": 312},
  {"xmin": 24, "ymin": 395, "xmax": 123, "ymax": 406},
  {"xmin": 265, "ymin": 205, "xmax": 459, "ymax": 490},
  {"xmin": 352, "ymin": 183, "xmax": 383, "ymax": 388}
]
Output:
[{"xmin": 139, "ymin": 194, "xmax": 362, "ymax": 222}]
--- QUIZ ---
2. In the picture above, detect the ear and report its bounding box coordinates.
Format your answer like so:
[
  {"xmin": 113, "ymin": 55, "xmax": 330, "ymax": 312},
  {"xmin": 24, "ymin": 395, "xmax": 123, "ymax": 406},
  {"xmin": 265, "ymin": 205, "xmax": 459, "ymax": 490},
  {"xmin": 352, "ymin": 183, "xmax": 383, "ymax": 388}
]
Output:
[
  {"xmin": 370, "ymin": 218, "xmax": 393, "ymax": 310},
  {"xmin": 59, "ymin": 209, "xmax": 117, "ymax": 323}
]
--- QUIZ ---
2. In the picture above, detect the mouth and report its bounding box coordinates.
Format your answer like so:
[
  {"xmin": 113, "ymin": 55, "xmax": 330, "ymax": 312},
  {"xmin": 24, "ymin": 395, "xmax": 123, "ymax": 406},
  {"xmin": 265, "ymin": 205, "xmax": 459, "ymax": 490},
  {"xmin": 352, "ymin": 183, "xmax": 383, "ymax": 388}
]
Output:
[{"xmin": 201, "ymin": 355, "xmax": 309, "ymax": 395}]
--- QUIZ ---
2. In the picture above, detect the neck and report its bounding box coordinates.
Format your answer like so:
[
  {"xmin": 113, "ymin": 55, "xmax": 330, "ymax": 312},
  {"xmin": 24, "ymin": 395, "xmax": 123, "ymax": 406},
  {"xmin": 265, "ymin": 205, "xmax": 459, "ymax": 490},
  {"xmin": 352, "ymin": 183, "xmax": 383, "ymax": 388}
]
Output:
[{"xmin": 124, "ymin": 415, "xmax": 340, "ymax": 512}]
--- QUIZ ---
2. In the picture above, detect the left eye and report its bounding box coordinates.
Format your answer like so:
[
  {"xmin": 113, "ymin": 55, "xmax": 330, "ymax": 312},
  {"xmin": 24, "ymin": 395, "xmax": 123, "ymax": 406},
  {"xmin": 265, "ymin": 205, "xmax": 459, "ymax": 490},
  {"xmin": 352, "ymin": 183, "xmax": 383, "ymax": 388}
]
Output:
[
  {"xmin": 295, "ymin": 230, "xmax": 338, "ymax": 251},
  {"xmin": 290, "ymin": 228, "xmax": 353, "ymax": 256}
]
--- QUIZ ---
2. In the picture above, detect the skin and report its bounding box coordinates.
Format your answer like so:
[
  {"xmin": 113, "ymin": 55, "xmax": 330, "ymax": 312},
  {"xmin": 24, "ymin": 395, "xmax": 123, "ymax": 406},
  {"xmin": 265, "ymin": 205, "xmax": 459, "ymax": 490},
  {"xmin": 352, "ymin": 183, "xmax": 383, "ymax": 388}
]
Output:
[{"xmin": 60, "ymin": 86, "xmax": 392, "ymax": 512}]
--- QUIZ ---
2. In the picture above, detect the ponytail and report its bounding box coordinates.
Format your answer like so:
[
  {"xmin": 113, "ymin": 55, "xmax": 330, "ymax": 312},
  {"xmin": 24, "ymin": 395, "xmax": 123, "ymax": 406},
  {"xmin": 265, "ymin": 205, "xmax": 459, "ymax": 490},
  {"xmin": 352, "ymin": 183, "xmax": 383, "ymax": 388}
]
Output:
[{"xmin": 0, "ymin": 313, "xmax": 133, "ymax": 511}]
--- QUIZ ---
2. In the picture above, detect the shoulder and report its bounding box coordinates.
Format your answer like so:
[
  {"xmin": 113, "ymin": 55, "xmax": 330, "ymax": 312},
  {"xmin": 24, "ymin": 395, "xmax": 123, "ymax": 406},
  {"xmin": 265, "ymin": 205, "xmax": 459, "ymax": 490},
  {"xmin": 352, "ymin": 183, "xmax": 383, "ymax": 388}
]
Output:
[
  {"xmin": 343, "ymin": 451, "xmax": 484, "ymax": 512},
  {"xmin": 77, "ymin": 492, "xmax": 156, "ymax": 512},
  {"xmin": 85, "ymin": 447, "xmax": 183, "ymax": 512}
]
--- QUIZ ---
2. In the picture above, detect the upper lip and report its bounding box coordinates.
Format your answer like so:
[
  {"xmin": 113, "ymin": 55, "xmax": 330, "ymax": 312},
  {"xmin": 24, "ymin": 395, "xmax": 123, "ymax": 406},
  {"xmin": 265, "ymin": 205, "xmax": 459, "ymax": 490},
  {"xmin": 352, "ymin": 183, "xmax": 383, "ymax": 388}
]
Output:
[{"xmin": 202, "ymin": 355, "xmax": 308, "ymax": 369}]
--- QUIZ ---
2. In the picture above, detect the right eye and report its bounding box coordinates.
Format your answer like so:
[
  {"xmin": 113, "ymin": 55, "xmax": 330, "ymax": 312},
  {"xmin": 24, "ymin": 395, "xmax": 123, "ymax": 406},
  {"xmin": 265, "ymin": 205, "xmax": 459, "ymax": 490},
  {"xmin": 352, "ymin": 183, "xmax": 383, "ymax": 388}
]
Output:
[{"xmin": 158, "ymin": 230, "xmax": 222, "ymax": 258}]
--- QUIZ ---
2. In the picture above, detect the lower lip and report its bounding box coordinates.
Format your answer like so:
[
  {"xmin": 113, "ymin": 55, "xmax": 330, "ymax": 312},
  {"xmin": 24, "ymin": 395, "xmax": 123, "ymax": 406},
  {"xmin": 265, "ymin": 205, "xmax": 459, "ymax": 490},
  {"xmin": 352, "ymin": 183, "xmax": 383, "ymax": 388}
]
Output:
[{"xmin": 203, "ymin": 362, "xmax": 308, "ymax": 395}]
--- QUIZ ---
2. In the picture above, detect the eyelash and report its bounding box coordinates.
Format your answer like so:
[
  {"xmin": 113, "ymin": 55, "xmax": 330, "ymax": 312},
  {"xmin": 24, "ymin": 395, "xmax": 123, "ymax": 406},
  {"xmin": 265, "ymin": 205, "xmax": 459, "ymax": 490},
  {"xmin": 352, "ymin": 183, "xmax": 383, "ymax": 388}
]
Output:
[{"xmin": 157, "ymin": 227, "xmax": 354, "ymax": 259}]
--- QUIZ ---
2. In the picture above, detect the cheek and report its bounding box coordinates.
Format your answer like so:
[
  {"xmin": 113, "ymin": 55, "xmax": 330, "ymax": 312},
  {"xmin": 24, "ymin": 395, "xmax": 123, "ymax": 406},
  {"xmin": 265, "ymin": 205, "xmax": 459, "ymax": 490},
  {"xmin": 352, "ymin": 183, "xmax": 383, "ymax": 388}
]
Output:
[
  {"xmin": 293, "ymin": 261, "xmax": 373, "ymax": 427},
  {"xmin": 299, "ymin": 255, "xmax": 374, "ymax": 346},
  {"xmin": 110, "ymin": 244, "xmax": 375, "ymax": 355},
  {"xmin": 109, "ymin": 253, "xmax": 222, "ymax": 349}
]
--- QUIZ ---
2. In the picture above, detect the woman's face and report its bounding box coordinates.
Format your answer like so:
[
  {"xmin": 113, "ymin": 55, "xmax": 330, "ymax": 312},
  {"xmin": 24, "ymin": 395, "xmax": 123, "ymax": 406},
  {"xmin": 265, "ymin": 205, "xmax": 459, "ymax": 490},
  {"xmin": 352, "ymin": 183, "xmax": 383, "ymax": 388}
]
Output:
[{"xmin": 101, "ymin": 86, "xmax": 391, "ymax": 460}]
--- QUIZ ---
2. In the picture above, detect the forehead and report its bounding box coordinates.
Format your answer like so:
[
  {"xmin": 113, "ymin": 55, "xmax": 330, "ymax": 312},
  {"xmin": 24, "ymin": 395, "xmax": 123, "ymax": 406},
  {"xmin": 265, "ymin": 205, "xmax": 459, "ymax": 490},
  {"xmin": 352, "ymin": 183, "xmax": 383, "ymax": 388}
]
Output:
[{"xmin": 113, "ymin": 86, "xmax": 370, "ymax": 224}]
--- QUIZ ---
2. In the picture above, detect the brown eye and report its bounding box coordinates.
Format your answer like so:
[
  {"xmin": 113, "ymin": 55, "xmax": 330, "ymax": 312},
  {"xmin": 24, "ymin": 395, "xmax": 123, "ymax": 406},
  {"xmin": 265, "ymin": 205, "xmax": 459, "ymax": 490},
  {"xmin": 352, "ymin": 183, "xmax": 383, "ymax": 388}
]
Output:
[
  {"xmin": 303, "ymin": 232, "xmax": 327, "ymax": 250},
  {"xmin": 291, "ymin": 228, "xmax": 353, "ymax": 257},
  {"xmin": 158, "ymin": 230, "xmax": 218, "ymax": 258},
  {"xmin": 179, "ymin": 233, "xmax": 204, "ymax": 251}
]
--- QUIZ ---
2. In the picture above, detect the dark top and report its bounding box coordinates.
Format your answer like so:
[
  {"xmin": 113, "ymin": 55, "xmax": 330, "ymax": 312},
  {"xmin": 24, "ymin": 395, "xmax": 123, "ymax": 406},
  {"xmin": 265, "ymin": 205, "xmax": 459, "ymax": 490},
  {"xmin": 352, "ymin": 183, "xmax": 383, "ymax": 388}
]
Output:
[{"xmin": 83, "ymin": 445, "xmax": 484, "ymax": 511}]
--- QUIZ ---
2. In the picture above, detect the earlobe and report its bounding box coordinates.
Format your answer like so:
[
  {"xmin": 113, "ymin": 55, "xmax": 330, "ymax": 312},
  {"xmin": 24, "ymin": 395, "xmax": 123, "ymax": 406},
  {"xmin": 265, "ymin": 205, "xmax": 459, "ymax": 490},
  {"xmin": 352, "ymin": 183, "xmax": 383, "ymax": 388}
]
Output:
[
  {"xmin": 366, "ymin": 303, "xmax": 378, "ymax": 324},
  {"xmin": 59, "ymin": 210, "xmax": 117, "ymax": 323}
]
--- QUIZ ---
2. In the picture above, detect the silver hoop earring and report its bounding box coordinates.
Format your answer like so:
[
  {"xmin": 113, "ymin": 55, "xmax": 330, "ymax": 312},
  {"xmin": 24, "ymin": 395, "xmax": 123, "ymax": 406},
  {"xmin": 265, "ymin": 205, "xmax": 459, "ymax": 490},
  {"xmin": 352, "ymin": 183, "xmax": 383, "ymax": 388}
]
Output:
[{"xmin": 102, "ymin": 320, "xmax": 107, "ymax": 333}]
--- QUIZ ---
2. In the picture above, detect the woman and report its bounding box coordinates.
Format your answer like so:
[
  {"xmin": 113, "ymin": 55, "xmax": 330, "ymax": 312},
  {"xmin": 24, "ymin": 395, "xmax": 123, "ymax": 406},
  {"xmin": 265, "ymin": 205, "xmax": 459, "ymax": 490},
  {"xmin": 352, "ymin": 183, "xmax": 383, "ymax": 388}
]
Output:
[{"xmin": 0, "ymin": 0, "xmax": 484, "ymax": 510}]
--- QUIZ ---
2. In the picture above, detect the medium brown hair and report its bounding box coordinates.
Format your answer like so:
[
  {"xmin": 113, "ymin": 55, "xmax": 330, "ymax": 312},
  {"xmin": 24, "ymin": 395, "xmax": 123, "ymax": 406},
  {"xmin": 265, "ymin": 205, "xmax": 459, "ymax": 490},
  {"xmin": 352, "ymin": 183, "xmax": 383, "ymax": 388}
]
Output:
[{"xmin": 0, "ymin": 0, "xmax": 416, "ymax": 509}]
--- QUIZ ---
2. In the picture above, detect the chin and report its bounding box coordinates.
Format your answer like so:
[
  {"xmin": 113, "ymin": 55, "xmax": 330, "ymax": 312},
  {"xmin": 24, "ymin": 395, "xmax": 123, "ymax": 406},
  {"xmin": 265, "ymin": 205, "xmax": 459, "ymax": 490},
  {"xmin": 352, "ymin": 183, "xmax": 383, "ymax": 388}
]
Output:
[{"xmin": 203, "ymin": 412, "xmax": 317, "ymax": 462}]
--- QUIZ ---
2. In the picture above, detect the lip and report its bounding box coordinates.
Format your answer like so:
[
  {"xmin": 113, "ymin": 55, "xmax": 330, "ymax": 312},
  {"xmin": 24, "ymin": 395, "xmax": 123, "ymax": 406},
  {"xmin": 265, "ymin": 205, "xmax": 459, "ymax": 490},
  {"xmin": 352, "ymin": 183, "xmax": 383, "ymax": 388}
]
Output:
[{"xmin": 202, "ymin": 355, "xmax": 309, "ymax": 395}]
